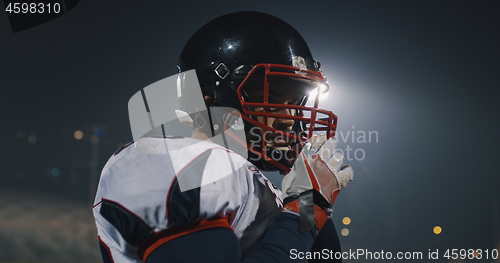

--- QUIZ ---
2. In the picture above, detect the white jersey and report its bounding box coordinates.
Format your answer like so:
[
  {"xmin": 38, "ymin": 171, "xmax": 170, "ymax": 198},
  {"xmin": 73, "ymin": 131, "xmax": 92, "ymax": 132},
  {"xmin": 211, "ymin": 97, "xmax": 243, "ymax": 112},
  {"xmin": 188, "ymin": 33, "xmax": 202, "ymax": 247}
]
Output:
[{"xmin": 93, "ymin": 136, "xmax": 282, "ymax": 262}]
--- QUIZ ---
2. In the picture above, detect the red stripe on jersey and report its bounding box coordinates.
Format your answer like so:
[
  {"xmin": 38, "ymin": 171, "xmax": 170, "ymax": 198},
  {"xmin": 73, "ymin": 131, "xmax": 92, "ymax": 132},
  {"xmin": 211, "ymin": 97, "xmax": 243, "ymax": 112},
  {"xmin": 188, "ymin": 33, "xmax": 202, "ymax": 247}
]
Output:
[
  {"xmin": 92, "ymin": 200, "xmax": 102, "ymax": 209},
  {"xmin": 113, "ymin": 141, "xmax": 134, "ymax": 156},
  {"xmin": 140, "ymin": 216, "xmax": 232, "ymax": 261},
  {"xmin": 98, "ymin": 235, "xmax": 114, "ymax": 263}
]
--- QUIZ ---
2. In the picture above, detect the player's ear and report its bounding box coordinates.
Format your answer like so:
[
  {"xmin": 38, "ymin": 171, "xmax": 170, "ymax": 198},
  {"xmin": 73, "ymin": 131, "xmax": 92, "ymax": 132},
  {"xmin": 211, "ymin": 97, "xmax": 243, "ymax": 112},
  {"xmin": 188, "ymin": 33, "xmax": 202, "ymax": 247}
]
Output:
[{"xmin": 201, "ymin": 86, "xmax": 215, "ymax": 107}]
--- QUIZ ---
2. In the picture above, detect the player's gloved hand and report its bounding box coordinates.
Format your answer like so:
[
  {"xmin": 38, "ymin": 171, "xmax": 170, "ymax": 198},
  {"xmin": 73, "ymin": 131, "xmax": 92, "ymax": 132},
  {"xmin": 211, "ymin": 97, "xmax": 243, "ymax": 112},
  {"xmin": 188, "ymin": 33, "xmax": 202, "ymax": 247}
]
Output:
[{"xmin": 281, "ymin": 135, "xmax": 354, "ymax": 232}]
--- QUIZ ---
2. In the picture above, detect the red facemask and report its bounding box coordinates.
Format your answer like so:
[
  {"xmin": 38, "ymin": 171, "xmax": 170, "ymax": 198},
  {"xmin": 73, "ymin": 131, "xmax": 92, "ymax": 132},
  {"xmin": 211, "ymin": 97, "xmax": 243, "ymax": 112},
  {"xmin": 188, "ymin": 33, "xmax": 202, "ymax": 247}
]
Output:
[{"xmin": 234, "ymin": 63, "xmax": 338, "ymax": 173}]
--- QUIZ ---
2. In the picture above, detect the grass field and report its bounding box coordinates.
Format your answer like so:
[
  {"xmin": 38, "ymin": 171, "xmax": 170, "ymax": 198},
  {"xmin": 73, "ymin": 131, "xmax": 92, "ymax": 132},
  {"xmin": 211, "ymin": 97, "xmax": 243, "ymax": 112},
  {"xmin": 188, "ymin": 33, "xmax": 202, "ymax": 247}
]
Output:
[{"xmin": 0, "ymin": 189, "xmax": 101, "ymax": 263}]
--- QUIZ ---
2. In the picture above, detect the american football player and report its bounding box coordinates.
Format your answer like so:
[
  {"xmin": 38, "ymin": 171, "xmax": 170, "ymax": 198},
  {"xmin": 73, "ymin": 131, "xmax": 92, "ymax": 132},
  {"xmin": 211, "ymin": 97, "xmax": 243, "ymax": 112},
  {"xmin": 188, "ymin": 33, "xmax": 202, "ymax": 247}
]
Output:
[{"xmin": 93, "ymin": 11, "xmax": 354, "ymax": 263}]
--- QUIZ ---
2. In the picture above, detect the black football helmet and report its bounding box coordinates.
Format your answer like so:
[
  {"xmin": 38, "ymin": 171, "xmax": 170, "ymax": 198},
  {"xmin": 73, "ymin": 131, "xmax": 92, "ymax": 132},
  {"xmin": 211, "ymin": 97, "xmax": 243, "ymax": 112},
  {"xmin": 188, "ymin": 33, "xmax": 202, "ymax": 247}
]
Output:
[{"xmin": 177, "ymin": 11, "xmax": 337, "ymax": 172}]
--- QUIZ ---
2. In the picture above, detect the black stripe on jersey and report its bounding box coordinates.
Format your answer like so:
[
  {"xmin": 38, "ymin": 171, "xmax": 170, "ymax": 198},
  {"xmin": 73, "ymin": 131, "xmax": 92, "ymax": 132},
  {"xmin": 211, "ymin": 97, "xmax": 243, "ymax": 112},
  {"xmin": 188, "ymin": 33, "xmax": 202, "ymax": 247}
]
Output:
[
  {"xmin": 100, "ymin": 199, "xmax": 153, "ymax": 246},
  {"xmin": 98, "ymin": 236, "xmax": 114, "ymax": 263},
  {"xmin": 239, "ymin": 175, "xmax": 282, "ymax": 259},
  {"xmin": 167, "ymin": 149, "xmax": 212, "ymax": 226}
]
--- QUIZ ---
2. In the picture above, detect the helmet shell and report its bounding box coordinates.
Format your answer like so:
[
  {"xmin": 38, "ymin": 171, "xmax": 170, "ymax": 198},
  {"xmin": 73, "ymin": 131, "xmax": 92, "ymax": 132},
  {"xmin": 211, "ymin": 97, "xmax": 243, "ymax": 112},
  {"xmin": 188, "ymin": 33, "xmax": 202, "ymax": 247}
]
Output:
[{"xmin": 178, "ymin": 11, "xmax": 320, "ymax": 111}]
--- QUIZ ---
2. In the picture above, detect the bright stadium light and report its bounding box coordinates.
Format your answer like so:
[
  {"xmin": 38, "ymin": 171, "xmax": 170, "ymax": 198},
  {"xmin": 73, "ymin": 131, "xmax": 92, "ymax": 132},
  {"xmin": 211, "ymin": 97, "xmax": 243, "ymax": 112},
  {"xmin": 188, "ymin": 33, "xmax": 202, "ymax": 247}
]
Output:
[{"xmin": 309, "ymin": 86, "xmax": 329, "ymax": 100}]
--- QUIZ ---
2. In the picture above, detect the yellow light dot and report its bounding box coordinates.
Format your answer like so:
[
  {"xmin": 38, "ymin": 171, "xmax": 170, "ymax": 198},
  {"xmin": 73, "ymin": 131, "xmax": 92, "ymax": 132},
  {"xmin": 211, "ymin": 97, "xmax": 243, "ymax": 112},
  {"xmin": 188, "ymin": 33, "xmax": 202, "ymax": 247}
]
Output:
[
  {"xmin": 341, "ymin": 228, "xmax": 349, "ymax": 236},
  {"xmin": 433, "ymin": 226, "xmax": 442, "ymax": 234},
  {"xmin": 74, "ymin": 130, "xmax": 84, "ymax": 140},
  {"xmin": 342, "ymin": 217, "xmax": 351, "ymax": 225}
]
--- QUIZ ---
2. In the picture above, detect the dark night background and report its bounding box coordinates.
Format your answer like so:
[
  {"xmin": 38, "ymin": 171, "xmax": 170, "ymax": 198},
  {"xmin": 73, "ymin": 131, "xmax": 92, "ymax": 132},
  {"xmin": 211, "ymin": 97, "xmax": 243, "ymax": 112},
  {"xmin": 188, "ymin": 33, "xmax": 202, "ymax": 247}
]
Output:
[{"xmin": 1, "ymin": 1, "xmax": 499, "ymax": 262}]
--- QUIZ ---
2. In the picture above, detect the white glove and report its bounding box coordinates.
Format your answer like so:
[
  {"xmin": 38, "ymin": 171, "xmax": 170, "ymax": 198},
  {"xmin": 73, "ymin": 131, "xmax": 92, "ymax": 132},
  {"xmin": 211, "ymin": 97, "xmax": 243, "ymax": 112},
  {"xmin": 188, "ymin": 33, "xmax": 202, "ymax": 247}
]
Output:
[{"xmin": 282, "ymin": 134, "xmax": 354, "ymax": 206}]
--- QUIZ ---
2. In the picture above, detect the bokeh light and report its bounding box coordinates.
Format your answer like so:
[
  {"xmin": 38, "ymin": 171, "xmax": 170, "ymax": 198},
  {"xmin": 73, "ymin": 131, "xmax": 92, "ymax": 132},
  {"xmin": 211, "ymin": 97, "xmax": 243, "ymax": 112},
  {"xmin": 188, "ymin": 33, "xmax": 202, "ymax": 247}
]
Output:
[
  {"xmin": 341, "ymin": 228, "xmax": 349, "ymax": 236},
  {"xmin": 342, "ymin": 217, "xmax": 351, "ymax": 225},
  {"xmin": 51, "ymin": 168, "xmax": 60, "ymax": 177},
  {"xmin": 74, "ymin": 130, "xmax": 83, "ymax": 140},
  {"xmin": 28, "ymin": 135, "xmax": 37, "ymax": 144},
  {"xmin": 94, "ymin": 128, "xmax": 104, "ymax": 137},
  {"xmin": 433, "ymin": 226, "xmax": 442, "ymax": 234},
  {"xmin": 16, "ymin": 131, "xmax": 25, "ymax": 139},
  {"xmin": 90, "ymin": 135, "xmax": 99, "ymax": 144}
]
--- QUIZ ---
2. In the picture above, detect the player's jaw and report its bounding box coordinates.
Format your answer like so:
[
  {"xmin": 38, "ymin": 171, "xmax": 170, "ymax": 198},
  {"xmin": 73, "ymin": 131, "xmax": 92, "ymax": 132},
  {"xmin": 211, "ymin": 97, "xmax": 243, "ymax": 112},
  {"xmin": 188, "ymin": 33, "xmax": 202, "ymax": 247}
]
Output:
[{"xmin": 253, "ymin": 110, "xmax": 296, "ymax": 148}]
